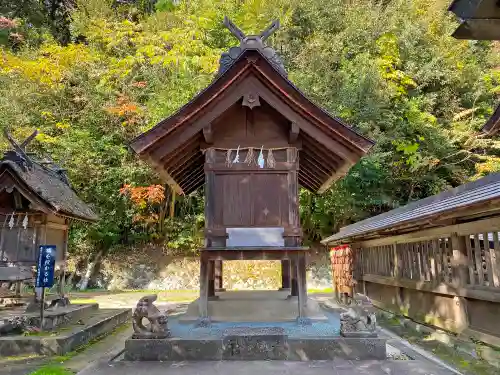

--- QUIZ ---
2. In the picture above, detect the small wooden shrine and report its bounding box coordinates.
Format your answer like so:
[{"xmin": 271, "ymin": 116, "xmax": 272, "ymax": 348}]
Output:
[
  {"xmin": 0, "ymin": 130, "xmax": 98, "ymax": 299},
  {"xmin": 130, "ymin": 18, "xmax": 374, "ymax": 320}
]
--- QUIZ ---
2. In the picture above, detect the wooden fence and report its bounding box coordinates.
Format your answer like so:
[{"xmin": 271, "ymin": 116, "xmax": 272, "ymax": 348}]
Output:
[{"xmin": 351, "ymin": 216, "xmax": 500, "ymax": 346}]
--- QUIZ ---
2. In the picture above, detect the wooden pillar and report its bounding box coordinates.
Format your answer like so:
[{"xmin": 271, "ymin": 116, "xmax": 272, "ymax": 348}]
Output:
[
  {"xmin": 290, "ymin": 258, "xmax": 298, "ymax": 297},
  {"xmin": 208, "ymin": 260, "xmax": 216, "ymax": 298},
  {"xmin": 199, "ymin": 252, "xmax": 209, "ymax": 318},
  {"xmin": 287, "ymin": 146, "xmax": 299, "ymax": 298},
  {"xmin": 450, "ymin": 233, "xmax": 470, "ymax": 332},
  {"xmin": 451, "ymin": 233, "xmax": 469, "ymax": 286},
  {"xmin": 214, "ymin": 260, "xmax": 224, "ymax": 291},
  {"xmin": 280, "ymin": 260, "xmax": 291, "ymax": 290},
  {"xmin": 35, "ymin": 218, "xmax": 47, "ymax": 302},
  {"xmin": 393, "ymin": 243, "xmax": 400, "ymax": 279},
  {"xmin": 58, "ymin": 226, "xmax": 68, "ymax": 297},
  {"xmin": 296, "ymin": 253, "xmax": 308, "ymax": 318}
]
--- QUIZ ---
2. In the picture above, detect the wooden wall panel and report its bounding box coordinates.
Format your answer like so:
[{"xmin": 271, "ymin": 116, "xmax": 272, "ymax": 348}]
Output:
[
  {"xmin": 211, "ymin": 104, "xmax": 289, "ymax": 149},
  {"xmin": 219, "ymin": 174, "xmax": 252, "ymax": 226},
  {"xmin": 252, "ymin": 174, "xmax": 288, "ymax": 226},
  {"xmin": 212, "ymin": 173, "xmax": 291, "ymax": 228}
]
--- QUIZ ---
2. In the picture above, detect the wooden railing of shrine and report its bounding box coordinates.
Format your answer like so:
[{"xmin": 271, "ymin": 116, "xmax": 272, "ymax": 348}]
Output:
[{"xmin": 351, "ymin": 216, "xmax": 500, "ymax": 347}]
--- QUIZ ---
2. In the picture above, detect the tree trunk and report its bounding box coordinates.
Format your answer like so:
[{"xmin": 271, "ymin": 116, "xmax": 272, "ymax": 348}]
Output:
[{"xmin": 78, "ymin": 250, "xmax": 103, "ymax": 291}]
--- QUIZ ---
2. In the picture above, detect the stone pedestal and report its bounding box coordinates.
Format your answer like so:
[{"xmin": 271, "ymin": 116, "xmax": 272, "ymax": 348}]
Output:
[
  {"xmin": 222, "ymin": 327, "xmax": 287, "ymax": 360},
  {"xmin": 124, "ymin": 335, "xmax": 387, "ymax": 361}
]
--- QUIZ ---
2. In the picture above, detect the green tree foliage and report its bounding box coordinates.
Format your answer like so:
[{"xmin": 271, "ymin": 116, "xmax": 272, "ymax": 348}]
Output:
[{"xmin": 0, "ymin": 0, "xmax": 499, "ymax": 257}]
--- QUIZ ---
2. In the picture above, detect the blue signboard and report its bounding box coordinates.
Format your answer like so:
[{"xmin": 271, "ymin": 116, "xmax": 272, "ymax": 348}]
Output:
[{"xmin": 36, "ymin": 245, "xmax": 56, "ymax": 288}]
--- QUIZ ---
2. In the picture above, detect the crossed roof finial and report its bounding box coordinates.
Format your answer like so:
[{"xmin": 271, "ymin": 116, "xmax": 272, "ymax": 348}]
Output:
[
  {"xmin": 223, "ymin": 16, "xmax": 280, "ymax": 43},
  {"xmin": 219, "ymin": 16, "xmax": 286, "ymax": 77}
]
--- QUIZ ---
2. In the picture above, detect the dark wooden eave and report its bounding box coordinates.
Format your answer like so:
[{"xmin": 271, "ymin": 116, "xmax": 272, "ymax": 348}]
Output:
[
  {"xmin": 482, "ymin": 104, "xmax": 500, "ymax": 136},
  {"xmin": 449, "ymin": 0, "xmax": 500, "ymax": 40},
  {"xmin": 130, "ymin": 49, "xmax": 374, "ymax": 195}
]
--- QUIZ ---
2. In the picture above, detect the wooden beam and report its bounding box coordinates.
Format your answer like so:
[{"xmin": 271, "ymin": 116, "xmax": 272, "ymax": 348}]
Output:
[
  {"xmin": 356, "ymin": 216, "xmax": 500, "ymax": 248},
  {"xmin": 246, "ymin": 76, "xmax": 361, "ymax": 163},
  {"xmin": 131, "ymin": 62, "xmax": 252, "ymax": 154},
  {"xmin": 302, "ymin": 135, "xmax": 341, "ymax": 168},
  {"xmin": 300, "ymin": 153, "xmax": 332, "ymax": 176},
  {"xmin": 289, "ymin": 122, "xmax": 299, "ymax": 143},
  {"xmin": 252, "ymin": 63, "xmax": 373, "ymax": 153},
  {"xmin": 205, "ymin": 162, "xmax": 297, "ymax": 172},
  {"xmin": 159, "ymin": 136, "xmax": 200, "ymax": 165},
  {"xmin": 20, "ymin": 130, "xmax": 38, "ymax": 150},
  {"xmin": 145, "ymin": 155, "xmax": 184, "ymax": 196},
  {"xmin": 176, "ymin": 164, "xmax": 204, "ymax": 187},
  {"xmin": 46, "ymin": 222, "xmax": 69, "ymax": 230},
  {"xmin": 143, "ymin": 77, "xmax": 251, "ymax": 161},
  {"xmin": 317, "ymin": 160, "xmax": 355, "ymax": 194},
  {"xmin": 300, "ymin": 159, "xmax": 329, "ymax": 184},
  {"xmin": 361, "ymin": 273, "xmax": 500, "ymax": 304},
  {"xmin": 298, "ymin": 180, "xmax": 315, "ymax": 192},
  {"xmin": 299, "ymin": 163, "xmax": 323, "ymax": 186},
  {"xmin": 203, "ymin": 123, "xmax": 213, "ymax": 144},
  {"xmin": 182, "ymin": 172, "xmax": 205, "ymax": 193},
  {"xmin": 170, "ymin": 153, "xmax": 204, "ymax": 179},
  {"xmin": 298, "ymin": 171, "xmax": 320, "ymax": 191}
]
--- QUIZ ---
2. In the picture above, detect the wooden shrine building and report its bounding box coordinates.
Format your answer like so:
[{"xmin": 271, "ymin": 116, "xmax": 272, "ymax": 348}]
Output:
[
  {"xmin": 0, "ymin": 131, "xmax": 98, "ymax": 299},
  {"xmin": 130, "ymin": 18, "xmax": 374, "ymax": 320}
]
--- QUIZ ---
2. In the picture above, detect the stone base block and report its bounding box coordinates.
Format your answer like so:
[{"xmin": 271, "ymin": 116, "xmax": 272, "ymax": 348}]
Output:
[
  {"xmin": 124, "ymin": 335, "xmax": 386, "ymax": 361},
  {"xmin": 288, "ymin": 337, "xmax": 386, "ymax": 360},
  {"xmin": 125, "ymin": 338, "xmax": 222, "ymax": 361},
  {"xmin": 341, "ymin": 331, "xmax": 377, "ymax": 338}
]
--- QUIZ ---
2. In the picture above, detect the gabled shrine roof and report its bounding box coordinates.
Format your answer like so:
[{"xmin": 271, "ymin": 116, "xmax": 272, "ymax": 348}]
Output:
[
  {"xmin": 0, "ymin": 150, "xmax": 98, "ymax": 222},
  {"xmin": 130, "ymin": 21, "xmax": 374, "ymax": 195}
]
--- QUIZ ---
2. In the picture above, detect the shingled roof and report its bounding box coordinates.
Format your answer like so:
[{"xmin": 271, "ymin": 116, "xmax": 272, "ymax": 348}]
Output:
[
  {"xmin": 0, "ymin": 152, "xmax": 98, "ymax": 222},
  {"xmin": 321, "ymin": 173, "xmax": 500, "ymax": 245}
]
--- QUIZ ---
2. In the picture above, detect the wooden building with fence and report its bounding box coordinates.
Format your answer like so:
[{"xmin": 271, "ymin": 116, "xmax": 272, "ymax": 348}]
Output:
[
  {"xmin": 322, "ymin": 173, "xmax": 500, "ymax": 346},
  {"xmin": 0, "ymin": 131, "xmax": 98, "ymax": 301}
]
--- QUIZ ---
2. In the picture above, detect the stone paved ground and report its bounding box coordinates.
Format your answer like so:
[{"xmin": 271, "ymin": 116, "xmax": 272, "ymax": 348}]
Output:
[
  {"xmin": 3, "ymin": 293, "xmax": 464, "ymax": 375},
  {"xmin": 78, "ymin": 359, "xmax": 457, "ymax": 375}
]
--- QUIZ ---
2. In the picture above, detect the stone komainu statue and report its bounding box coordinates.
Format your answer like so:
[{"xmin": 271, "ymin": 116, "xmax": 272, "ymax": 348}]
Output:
[
  {"xmin": 132, "ymin": 294, "xmax": 170, "ymax": 339},
  {"xmin": 340, "ymin": 293, "xmax": 377, "ymax": 337}
]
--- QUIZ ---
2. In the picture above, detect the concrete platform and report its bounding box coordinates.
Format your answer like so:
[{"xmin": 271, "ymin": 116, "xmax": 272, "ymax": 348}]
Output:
[
  {"xmin": 0, "ymin": 308, "xmax": 131, "ymax": 356},
  {"xmin": 180, "ymin": 290, "xmax": 328, "ymax": 322},
  {"xmin": 0, "ymin": 303, "xmax": 99, "ymax": 332}
]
